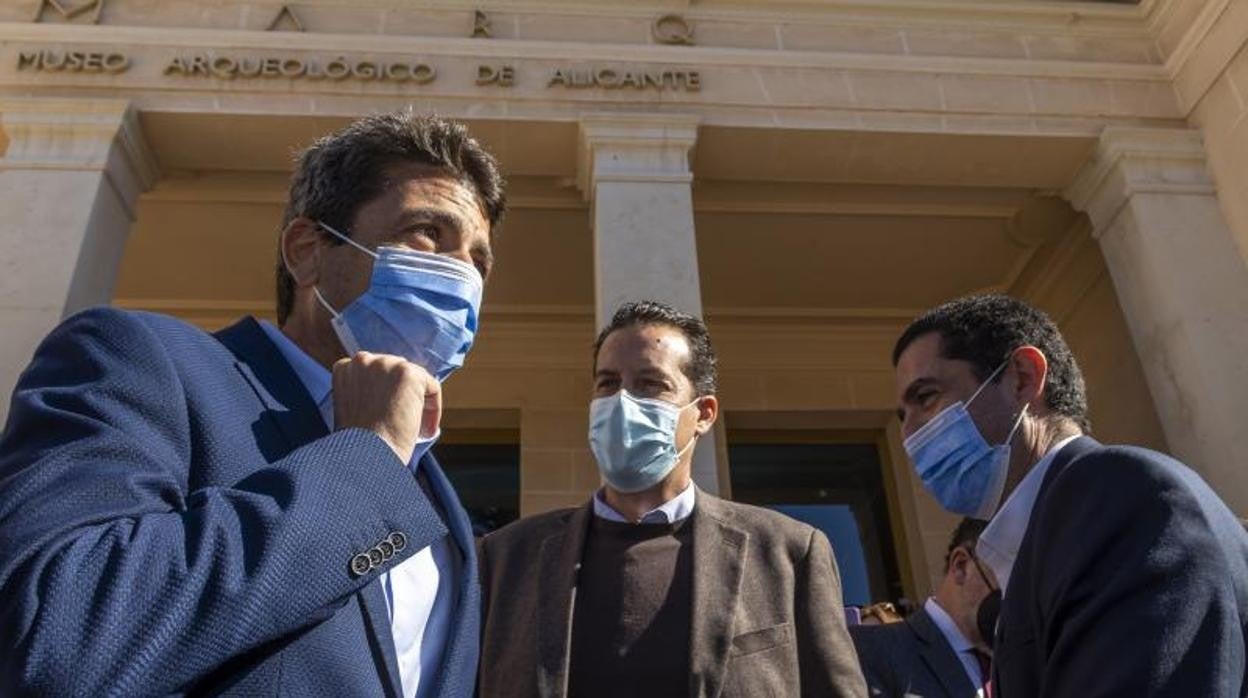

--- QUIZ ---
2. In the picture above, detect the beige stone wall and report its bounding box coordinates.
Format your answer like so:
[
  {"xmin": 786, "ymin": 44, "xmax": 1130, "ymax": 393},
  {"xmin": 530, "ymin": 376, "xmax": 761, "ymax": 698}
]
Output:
[
  {"xmin": 1157, "ymin": 0, "xmax": 1248, "ymax": 260},
  {"xmin": 1189, "ymin": 42, "xmax": 1248, "ymax": 260},
  {"xmin": 12, "ymin": 0, "xmax": 1232, "ymax": 596},
  {"xmin": 1016, "ymin": 220, "xmax": 1169, "ymax": 452}
]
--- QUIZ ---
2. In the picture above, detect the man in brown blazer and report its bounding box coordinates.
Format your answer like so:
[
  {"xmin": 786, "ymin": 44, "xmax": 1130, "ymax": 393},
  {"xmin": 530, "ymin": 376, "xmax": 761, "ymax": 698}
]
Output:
[{"xmin": 478, "ymin": 300, "xmax": 867, "ymax": 698}]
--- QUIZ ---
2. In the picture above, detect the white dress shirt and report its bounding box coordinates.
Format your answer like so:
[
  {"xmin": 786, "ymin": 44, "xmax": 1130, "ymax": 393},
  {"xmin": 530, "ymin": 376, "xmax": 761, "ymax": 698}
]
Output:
[
  {"xmin": 260, "ymin": 321, "xmax": 456, "ymax": 698},
  {"xmin": 924, "ymin": 597, "xmax": 986, "ymax": 696},
  {"xmin": 592, "ymin": 482, "xmax": 697, "ymax": 524},
  {"xmin": 976, "ymin": 435, "xmax": 1080, "ymax": 595}
]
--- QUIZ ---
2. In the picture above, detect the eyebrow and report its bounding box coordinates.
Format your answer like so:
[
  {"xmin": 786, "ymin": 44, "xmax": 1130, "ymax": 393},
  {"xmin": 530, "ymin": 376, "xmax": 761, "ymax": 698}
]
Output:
[
  {"xmin": 396, "ymin": 208, "xmax": 465, "ymax": 235},
  {"xmin": 634, "ymin": 367, "xmax": 672, "ymax": 381}
]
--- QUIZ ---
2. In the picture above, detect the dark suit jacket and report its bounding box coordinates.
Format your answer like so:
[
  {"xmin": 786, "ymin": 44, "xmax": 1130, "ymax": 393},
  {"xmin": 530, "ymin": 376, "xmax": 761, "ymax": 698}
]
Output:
[
  {"xmin": 477, "ymin": 489, "xmax": 867, "ymax": 698},
  {"xmin": 851, "ymin": 606, "xmax": 979, "ymax": 698},
  {"xmin": 0, "ymin": 309, "xmax": 480, "ymax": 697},
  {"xmin": 993, "ymin": 436, "xmax": 1248, "ymax": 698}
]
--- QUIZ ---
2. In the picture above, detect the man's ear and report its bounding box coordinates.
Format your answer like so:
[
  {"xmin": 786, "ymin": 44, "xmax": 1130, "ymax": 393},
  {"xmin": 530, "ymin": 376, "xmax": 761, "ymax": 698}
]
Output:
[
  {"xmin": 1009, "ymin": 345, "xmax": 1049, "ymax": 411},
  {"xmin": 947, "ymin": 547, "xmax": 971, "ymax": 585},
  {"xmin": 282, "ymin": 218, "xmax": 324, "ymax": 288},
  {"xmin": 694, "ymin": 394, "xmax": 719, "ymax": 436}
]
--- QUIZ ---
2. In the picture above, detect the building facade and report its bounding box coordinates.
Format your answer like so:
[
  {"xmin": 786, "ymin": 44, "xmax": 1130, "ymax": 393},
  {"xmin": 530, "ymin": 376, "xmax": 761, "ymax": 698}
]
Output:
[{"xmin": 1, "ymin": 0, "xmax": 1246, "ymax": 602}]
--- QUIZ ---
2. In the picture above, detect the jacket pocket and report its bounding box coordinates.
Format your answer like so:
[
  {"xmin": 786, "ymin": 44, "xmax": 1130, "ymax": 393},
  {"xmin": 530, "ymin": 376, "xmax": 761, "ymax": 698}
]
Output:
[{"xmin": 730, "ymin": 622, "xmax": 793, "ymax": 657}]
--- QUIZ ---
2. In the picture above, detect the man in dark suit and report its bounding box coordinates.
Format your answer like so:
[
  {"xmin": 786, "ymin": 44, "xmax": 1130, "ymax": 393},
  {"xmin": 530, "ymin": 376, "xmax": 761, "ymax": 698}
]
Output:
[
  {"xmin": 891, "ymin": 294, "xmax": 1248, "ymax": 698},
  {"xmin": 852, "ymin": 518, "xmax": 994, "ymax": 698},
  {"xmin": 0, "ymin": 111, "xmax": 506, "ymax": 696},
  {"xmin": 477, "ymin": 301, "xmax": 867, "ymax": 698}
]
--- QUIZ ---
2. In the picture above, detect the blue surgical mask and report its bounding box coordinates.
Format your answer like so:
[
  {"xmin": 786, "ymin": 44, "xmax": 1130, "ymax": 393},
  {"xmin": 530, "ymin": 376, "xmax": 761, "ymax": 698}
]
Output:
[
  {"xmin": 588, "ymin": 391, "xmax": 700, "ymax": 494},
  {"xmin": 311, "ymin": 221, "xmax": 483, "ymax": 382},
  {"xmin": 903, "ymin": 360, "xmax": 1026, "ymax": 519}
]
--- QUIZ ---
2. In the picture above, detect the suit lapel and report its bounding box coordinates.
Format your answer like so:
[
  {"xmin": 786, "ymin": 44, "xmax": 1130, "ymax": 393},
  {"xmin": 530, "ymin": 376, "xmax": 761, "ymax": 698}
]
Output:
[
  {"xmin": 688, "ymin": 492, "xmax": 749, "ymax": 698},
  {"xmin": 358, "ymin": 580, "xmax": 404, "ymax": 698},
  {"xmin": 213, "ymin": 317, "xmax": 328, "ymax": 452},
  {"xmin": 214, "ymin": 317, "xmax": 404, "ymax": 695},
  {"xmin": 536, "ymin": 503, "xmax": 592, "ymax": 698},
  {"xmin": 420, "ymin": 453, "xmax": 481, "ymax": 697},
  {"xmin": 909, "ymin": 607, "xmax": 977, "ymax": 698}
]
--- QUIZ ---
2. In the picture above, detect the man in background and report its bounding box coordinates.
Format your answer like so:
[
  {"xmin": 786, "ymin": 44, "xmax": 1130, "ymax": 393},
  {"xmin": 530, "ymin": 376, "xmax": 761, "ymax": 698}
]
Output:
[
  {"xmin": 852, "ymin": 518, "xmax": 995, "ymax": 698},
  {"xmin": 477, "ymin": 301, "xmax": 867, "ymax": 698}
]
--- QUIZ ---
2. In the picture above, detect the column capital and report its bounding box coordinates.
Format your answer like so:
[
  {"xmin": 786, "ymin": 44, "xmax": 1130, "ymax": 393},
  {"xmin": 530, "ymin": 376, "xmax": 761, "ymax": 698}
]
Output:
[
  {"xmin": 0, "ymin": 97, "xmax": 159, "ymax": 218},
  {"xmin": 576, "ymin": 112, "xmax": 700, "ymax": 198},
  {"xmin": 1064, "ymin": 126, "xmax": 1215, "ymax": 235}
]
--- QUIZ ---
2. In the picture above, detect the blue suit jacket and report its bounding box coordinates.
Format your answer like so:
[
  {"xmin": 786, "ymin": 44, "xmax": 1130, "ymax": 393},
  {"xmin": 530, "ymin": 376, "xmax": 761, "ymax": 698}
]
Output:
[
  {"xmin": 0, "ymin": 309, "xmax": 480, "ymax": 697},
  {"xmin": 850, "ymin": 606, "xmax": 978, "ymax": 698},
  {"xmin": 993, "ymin": 436, "xmax": 1248, "ymax": 698}
]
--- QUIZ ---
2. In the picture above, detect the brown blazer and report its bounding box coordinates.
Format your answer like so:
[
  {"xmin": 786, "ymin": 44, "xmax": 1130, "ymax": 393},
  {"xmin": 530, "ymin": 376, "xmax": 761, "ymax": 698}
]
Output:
[{"xmin": 478, "ymin": 489, "xmax": 868, "ymax": 698}]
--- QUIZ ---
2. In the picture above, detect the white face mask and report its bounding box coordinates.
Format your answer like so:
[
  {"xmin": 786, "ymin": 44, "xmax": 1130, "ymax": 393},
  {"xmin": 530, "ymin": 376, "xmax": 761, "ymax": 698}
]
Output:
[{"xmin": 588, "ymin": 391, "xmax": 700, "ymax": 494}]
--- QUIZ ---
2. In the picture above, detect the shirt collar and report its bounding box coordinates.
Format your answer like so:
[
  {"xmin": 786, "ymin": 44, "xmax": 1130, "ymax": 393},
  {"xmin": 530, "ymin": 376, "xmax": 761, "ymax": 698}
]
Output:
[
  {"xmin": 259, "ymin": 320, "xmax": 332, "ymax": 410},
  {"xmin": 976, "ymin": 434, "xmax": 1080, "ymax": 594},
  {"xmin": 924, "ymin": 597, "xmax": 973, "ymax": 653},
  {"xmin": 257, "ymin": 320, "xmax": 437, "ymax": 471},
  {"xmin": 593, "ymin": 482, "xmax": 697, "ymax": 524}
]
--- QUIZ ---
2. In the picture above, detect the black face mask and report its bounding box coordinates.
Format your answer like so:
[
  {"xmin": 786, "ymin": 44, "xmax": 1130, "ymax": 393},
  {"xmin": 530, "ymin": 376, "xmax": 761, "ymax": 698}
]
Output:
[
  {"xmin": 976, "ymin": 588, "xmax": 1002, "ymax": 648},
  {"xmin": 970, "ymin": 554, "xmax": 1001, "ymax": 648}
]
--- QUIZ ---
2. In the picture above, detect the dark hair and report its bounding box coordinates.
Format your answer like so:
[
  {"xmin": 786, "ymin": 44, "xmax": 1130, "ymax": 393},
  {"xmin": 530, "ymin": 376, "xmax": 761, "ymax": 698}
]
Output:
[
  {"xmin": 944, "ymin": 517, "xmax": 988, "ymax": 572},
  {"xmin": 592, "ymin": 301, "xmax": 718, "ymax": 397},
  {"xmin": 892, "ymin": 294, "xmax": 1090, "ymax": 432},
  {"xmin": 275, "ymin": 110, "xmax": 506, "ymax": 324}
]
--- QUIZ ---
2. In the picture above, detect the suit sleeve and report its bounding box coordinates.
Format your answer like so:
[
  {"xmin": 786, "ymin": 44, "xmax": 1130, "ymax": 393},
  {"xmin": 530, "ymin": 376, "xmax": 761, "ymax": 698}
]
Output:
[
  {"xmin": 1033, "ymin": 450, "xmax": 1246, "ymax": 698},
  {"xmin": 795, "ymin": 528, "xmax": 869, "ymax": 698},
  {"xmin": 0, "ymin": 309, "xmax": 445, "ymax": 696}
]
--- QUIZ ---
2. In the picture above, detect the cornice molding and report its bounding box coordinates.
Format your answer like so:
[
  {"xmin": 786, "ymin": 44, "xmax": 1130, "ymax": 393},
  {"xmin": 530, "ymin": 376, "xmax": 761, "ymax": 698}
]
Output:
[
  {"xmin": 1064, "ymin": 126, "xmax": 1213, "ymax": 233},
  {"xmin": 1158, "ymin": 0, "xmax": 1232, "ymax": 76},
  {"xmin": 0, "ymin": 96, "xmax": 160, "ymax": 217},
  {"xmin": 0, "ymin": 22, "xmax": 1169, "ymax": 81},
  {"xmin": 576, "ymin": 112, "xmax": 699, "ymax": 196}
]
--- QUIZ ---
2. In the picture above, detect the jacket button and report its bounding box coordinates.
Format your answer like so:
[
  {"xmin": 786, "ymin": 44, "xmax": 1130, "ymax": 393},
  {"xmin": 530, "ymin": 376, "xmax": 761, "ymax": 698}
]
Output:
[
  {"xmin": 367, "ymin": 547, "xmax": 384, "ymax": 566},
  {"xmin": 378, "ymin": 540, "xmax": 395, "ymax": 560},
  {"xmin": 350, "ymin": 553, "xmax": 372, "ymax": 577},
  {"xmin": 389, "ymin": 531, "xmax": 407, "ymax": 552}
]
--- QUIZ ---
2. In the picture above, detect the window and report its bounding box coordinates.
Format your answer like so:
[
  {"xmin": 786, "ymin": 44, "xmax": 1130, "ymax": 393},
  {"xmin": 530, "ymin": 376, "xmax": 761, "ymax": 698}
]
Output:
[
  {"xmin": 435, "ymin": 428, "xmax": 520, "ymax": 537},
  {"xmin": 728, "ymin": 430, "xmax": 903, "ymax": 607}
]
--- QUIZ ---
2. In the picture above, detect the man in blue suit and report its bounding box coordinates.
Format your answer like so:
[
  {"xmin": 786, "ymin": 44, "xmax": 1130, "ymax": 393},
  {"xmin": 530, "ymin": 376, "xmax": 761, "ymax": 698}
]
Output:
[
  {"xmin": 892, "ymin": 294, "xmax": 1248, "ymax": 698},
  {"xmin": 0, "ymin": 110, "xmax": 506, "ymax": 696}
]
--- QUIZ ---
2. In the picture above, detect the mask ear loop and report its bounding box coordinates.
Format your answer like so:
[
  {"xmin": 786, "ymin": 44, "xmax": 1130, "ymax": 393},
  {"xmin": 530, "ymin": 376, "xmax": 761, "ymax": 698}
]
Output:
[
  {"xmin": 290, "ymin": 220, "xmax": 370, "ymax": 356},
  {"xmin": 1004, "ymin": 403, "xmax": 1028, "ymax": 447},
  {"xmin": 967, "ymin": 356, "xmax": 1012, "ymax": 406},
  {"xmin": 967, "ymin": 351, "xmax": 1030, "ymax": 448},
  {"xmin": 968, "ymin": 549, "xmax": 998, "ymax": 593},
  {"xmin": 316, "ymin": 220, "xmax": 379, "ymax": 259},
  {"xmin": 673, "ymin": 397, "xmax": 706, "ymax": 460},
  {"xmin": 280, "ymin": 220, "xmax": 373, "ymax": 322}
]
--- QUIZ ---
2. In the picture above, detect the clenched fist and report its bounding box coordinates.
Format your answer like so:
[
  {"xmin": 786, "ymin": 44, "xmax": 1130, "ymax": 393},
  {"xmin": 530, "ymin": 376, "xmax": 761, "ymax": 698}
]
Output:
[{"xmin": 332, "ymin": 352, "xmax": 441, "ymax": 464}]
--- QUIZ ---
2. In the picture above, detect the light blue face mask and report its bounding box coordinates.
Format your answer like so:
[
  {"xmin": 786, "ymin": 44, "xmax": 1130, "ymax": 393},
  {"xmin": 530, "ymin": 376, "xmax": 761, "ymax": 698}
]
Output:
[
  {"xmin": 903, "ymin": 359, "xmax": 1027, "ymax": 519},
  {"xmin": 588, "ymin": 390, "xmax": 700, "ymax": 494},
  {"xmin": 311, "ymin": 221, "xmax": 483, "ymax": 382}
]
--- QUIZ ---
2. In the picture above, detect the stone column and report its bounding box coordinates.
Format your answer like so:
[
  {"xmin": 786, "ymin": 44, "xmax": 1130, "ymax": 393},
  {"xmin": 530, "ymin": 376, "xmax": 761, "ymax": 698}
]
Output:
[
  {"xmin": 578, "ymin": 113, "xmax": 723, "ymax": 494},
  {"xmin": 1066, "ymin": 126, "xmax": 1248, "ymax": 516},
  {"xmin": 0, "ymin": 98, "xmax": 158, "ymax": 422}
]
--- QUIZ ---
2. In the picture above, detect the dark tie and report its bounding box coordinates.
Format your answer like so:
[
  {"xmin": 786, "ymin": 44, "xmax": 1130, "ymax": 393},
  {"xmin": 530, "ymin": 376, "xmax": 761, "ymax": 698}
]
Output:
[{"xmin": 972, "ymin": 649, "xmax": 993, "ymax": 698}]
